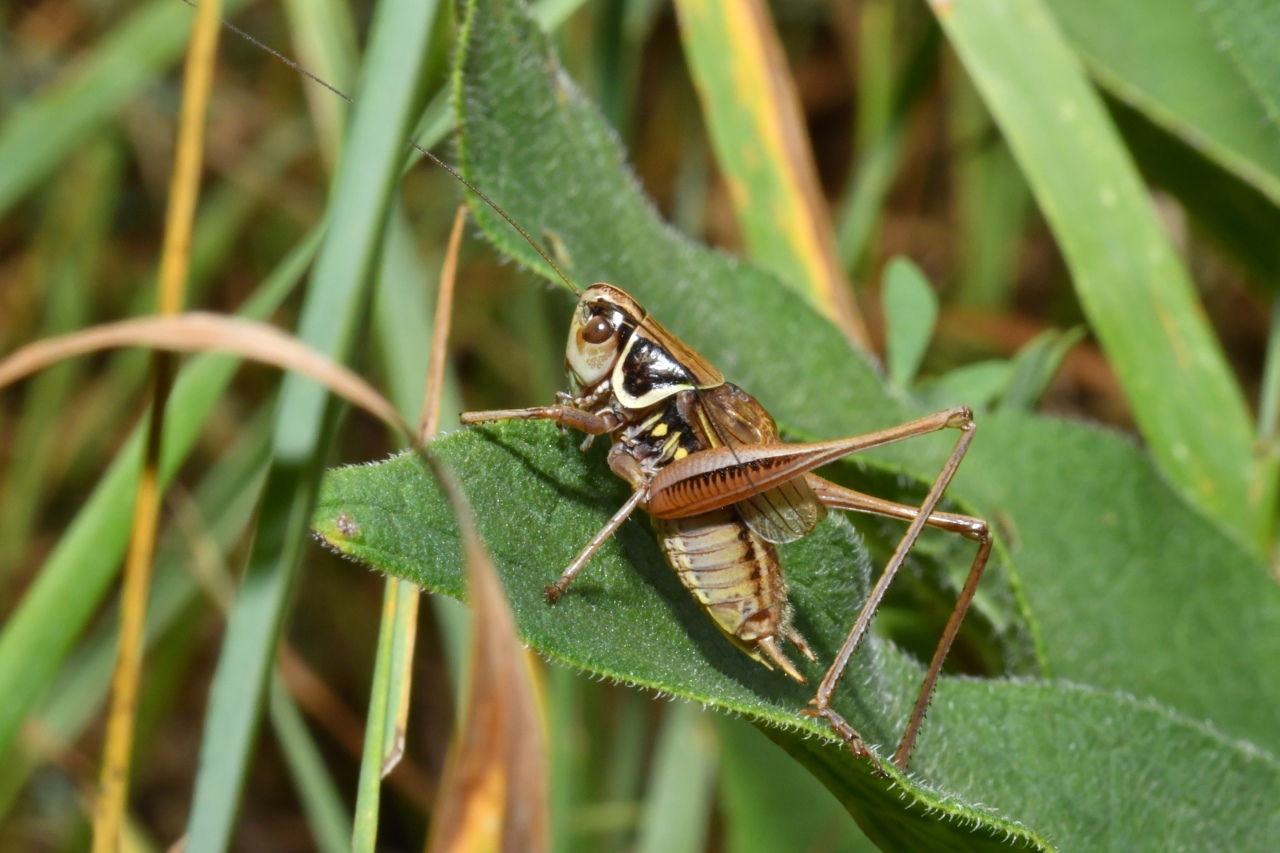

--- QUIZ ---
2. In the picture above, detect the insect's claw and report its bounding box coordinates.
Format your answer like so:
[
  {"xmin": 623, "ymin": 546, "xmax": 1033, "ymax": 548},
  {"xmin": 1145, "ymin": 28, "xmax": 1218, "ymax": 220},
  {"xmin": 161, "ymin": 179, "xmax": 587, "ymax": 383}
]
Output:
[
  {"xmin": 579, "ymin": 434, "xmax": 595, "ymax": 452},
  {"xmin": 802, "ymin": 705, "xmax": 884, "ymax": 775},
  {"xmin": 543, "ymin": 583, "xmax": 565, "ymax": 603}
]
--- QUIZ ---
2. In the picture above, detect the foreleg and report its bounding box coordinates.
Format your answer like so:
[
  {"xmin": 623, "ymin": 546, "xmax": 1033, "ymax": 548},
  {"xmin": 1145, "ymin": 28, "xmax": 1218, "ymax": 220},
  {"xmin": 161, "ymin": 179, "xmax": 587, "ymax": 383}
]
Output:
[{"xmin": 461, "ymin": 405, "xmax": 620, "ymax": 436}]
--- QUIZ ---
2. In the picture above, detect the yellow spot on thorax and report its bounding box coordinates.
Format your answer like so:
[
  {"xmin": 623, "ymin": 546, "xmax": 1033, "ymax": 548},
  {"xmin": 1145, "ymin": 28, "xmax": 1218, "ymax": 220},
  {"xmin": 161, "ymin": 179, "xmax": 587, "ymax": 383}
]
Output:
[{"xmin": 651, "ymin": 423, "xmax": 668, "ymax": 437}]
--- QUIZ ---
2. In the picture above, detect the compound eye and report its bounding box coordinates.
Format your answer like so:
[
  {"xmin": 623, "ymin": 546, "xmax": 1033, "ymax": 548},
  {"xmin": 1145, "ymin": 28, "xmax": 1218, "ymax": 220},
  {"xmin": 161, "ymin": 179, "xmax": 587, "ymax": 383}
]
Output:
[{"xmin": 582, "ymin": 314, "xmax": 614, "ymax": 344}]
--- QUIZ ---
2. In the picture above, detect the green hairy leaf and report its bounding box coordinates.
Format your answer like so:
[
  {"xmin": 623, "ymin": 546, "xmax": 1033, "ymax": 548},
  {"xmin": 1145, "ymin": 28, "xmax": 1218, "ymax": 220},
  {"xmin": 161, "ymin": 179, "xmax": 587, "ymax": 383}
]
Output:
[{"xmin": 313, "ymin": 0, "xmax": 1280, "ymax": 847}]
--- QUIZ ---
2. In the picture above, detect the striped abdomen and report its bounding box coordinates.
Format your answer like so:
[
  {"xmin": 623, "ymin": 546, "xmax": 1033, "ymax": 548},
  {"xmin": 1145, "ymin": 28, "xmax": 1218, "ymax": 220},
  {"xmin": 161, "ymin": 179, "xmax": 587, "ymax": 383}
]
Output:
[{"xmin": 652, "ymin": 508, "xmax": 815, "ymax": 681}]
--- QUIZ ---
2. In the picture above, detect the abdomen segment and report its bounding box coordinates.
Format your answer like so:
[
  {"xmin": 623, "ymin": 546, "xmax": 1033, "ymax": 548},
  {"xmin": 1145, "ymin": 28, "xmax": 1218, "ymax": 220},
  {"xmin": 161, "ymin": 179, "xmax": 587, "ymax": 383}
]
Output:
[{"xmin": 652, "ymin": 508, "xmax": 815, "ymax": 681}]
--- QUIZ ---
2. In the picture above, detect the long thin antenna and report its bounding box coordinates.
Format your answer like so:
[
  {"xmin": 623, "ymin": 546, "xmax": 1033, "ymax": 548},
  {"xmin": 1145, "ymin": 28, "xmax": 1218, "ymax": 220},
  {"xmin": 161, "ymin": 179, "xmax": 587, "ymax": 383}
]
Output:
[{"xmin": 184, "ymin": 0, "xmax": 581, "ymax": 296}]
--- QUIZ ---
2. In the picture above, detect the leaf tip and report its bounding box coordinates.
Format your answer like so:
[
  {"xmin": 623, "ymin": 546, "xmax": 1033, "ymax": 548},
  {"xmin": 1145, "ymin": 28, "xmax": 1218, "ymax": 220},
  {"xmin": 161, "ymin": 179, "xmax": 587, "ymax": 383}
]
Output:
[{"xmin": 311, "ymin": 510, "xmax": 362, "ymax": 552}]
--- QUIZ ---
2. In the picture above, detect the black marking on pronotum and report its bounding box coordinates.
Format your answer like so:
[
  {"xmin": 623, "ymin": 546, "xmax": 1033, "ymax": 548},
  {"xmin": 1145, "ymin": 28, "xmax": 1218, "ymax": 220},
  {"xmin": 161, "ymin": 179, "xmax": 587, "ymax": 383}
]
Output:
[{"xmin": 620, "ymin": 336, "xmax": 693, "ymax": 401}]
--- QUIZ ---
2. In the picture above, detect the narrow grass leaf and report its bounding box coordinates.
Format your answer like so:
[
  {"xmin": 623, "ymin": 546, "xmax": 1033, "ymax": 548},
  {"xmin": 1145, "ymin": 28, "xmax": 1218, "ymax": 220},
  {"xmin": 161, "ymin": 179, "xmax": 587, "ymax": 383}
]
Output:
[
  {"xmin": 546, "ymin": 666, "xmax": 587, "ymax": 853},
  {"xmin": 182, "ymin": 0, "xmax": 439, "ymax": 845},
  {"xmin": 633, "ymin": 702, "xmax": 716, "ymax": 853},
  {"xmin": 280, "ymin": 0, "xmax": 360, "ymax": 165},
  {"xmin": 1047, "ymin": 0, "xmax": 1280, "ymax": 204},
  {"xmin": 929, "ymin": 0, "xmax": 1272, "ymax": 546},
  {"xmin": 596, "ymin": 690, "xmax": 647, "ymax": 853},
  {"xmin": 0, "ymin": 235, "xmax": 313, "ymax": 774},
  {"xmin": 949, "ymin": 74, "xmax": 1031, "ymax": 309},
  {"xmin": 853, "ymin": 0, "xmax": 895, "ymax": 155},
  {"xmin": 836, "ymin": 21, "xmax": 940, "ymax": 275},
  {"xmin": 882, "ymin": 257, "xmax": 939, "ymax": 389},
  {"xmin": 0, "ymin": 138, "xmax": 120, "ymax": 569},
  {"xmin": 674, "ymin": 0, "xmax": 869, "ymax": 349},
  {"xmin": 269, "ymin": 678, "xmax": 353, "ymax": 853},
  {"xmin": 0, "ymin": 0, "xmax": 251, "ymax": 218},
  {"xmin": 351, "ymin": 583, "xmax": 400, "ymax": 852},
  {"xmin": 718, "ymin": 716, "xmax": 876, "ymax": 853}
]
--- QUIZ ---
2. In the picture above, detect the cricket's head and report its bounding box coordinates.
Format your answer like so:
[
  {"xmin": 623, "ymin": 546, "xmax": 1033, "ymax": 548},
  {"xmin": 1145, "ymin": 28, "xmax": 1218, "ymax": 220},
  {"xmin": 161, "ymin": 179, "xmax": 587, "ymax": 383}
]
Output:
[{"xmin": 565, "ymin": 283, "xmax": 644, "ymax": 397}]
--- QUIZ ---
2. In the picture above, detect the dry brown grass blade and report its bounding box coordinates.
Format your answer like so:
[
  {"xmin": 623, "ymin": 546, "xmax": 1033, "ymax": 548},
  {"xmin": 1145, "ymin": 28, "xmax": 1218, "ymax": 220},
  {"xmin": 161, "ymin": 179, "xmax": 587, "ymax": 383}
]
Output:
[
  {"xmin": 0, "ymin": 313, "xmax": 410, "ymax": 436},
  {"xmin": 91, "ymin": 0, "xmax": 221, "ymax": 849},
  {"xmin": 417, "ymin": 205, "xmax": 467, "ymax": 444},
  {"xmin": 424, "ymin": 466, "xmax": 548, "ymax": 853}
]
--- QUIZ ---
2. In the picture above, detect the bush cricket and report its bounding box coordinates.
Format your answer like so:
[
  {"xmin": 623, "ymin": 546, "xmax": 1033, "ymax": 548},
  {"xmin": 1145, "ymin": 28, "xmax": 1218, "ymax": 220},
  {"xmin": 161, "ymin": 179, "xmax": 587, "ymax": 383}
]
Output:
[
  {"xmin": 213, "ymin": 3, "xmax": 991, "ymax": 774},
  {"xmin": 460, "ymin": 280, "xmax": 991, "ymax": 773}
]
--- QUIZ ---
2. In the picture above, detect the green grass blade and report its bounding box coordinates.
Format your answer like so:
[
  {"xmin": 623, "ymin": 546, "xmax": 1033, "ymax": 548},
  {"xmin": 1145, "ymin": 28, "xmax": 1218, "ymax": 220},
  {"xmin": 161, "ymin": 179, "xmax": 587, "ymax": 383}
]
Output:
[
  {"xmin": 0, "ymin": 0, "xmax": 252, "ymax": 218},
  {"xmin": 0, "ymin": 137, "xmax": 120, "ymax": 571},
  {"xmin": 269, "ymin": 679, "xmax": 353, "ymax": 853},
  {"xmin": 836, "ymin": 20, "xmax": 939, "ymax": 275},
  {"xmin": 930, "ymin": 0, "xmax": 1273, "ymax": 546},
  {"xmin": 949, "ymin": 74, "xmax": 1031, "ymax": 309},
  {"xmin": 182, "ymin": 0, "xmax": 440, "ymax": 845},
  {"xmin": 547, "ymin": 666, "xmax": 589, "ymax": 853},
  {"xmin": 280, "ymin": 0, "xmax": 359, "ymax": 164},
  {"xmin": 633, "ymin": 702, "xmax": 717, "ymax": 853},
  {"xmin": 0, "ymin": 412, "xmax": 271, "ymax": 821},
  {"xmin": 0, "ymin": 233, "xmax": 314, "ymax": 769},
  {"xmin": 718, "ymin": 717, "xmax": 876, "ymax": 853},
  {"xmin": 351, "ymin": 579, "xmax": 406, "ymax": 852},
  {"xmin": 1047, "ymin": 0, "xmax": 1280, "ymax": 205},
  {"xmin": 373, "ymin": 209, "xmax": 441, "ymax": 420},
  {"xmin": 596, "ymin": 689, "xmax": 647, "ymax": 853}
]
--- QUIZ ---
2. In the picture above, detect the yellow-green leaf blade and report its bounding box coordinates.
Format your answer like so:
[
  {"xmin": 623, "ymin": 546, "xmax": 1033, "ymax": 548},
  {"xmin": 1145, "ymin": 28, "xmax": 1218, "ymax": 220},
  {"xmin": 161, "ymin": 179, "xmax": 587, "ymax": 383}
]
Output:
[{"xmin": 674, "ymin": 0, "xmax": 868, "ymax": 349}]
